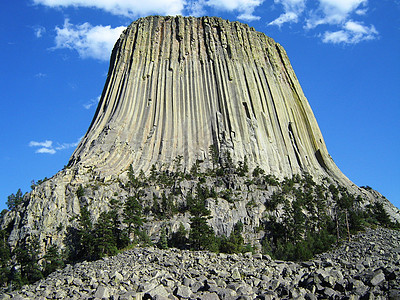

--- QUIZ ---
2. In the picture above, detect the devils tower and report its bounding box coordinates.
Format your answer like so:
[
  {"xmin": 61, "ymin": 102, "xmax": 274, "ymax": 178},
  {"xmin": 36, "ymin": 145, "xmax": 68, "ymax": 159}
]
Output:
[
  {"xmin": 69, "ymin": 15, "xmax": 347, "ymax": 184},
  {"xmin": 1, "ymin": 16, "xmax": 399, "ymax": 263}
]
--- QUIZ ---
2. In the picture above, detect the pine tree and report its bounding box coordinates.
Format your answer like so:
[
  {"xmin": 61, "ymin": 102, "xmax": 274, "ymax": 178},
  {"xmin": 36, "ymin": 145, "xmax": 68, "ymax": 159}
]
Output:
[
  {"xmin": 189, "ymin": 216, "xmax": 215, "ymax": 251},
  {"xmin": 43, "ymin": 244, "xmax": 64, "ymax": 276},
  {"xmin": 77, "ymin": 204, "xmax": 94, "ymax": 260},
  {"xmin": 109, "ymin": 198, "xmax": 129, "ymax": 249},
  {"xmin": 157, "ymin": 227, "xmax": 168, "ymax": 250},
  {"xmin": 236, "ymin": 156, "xmax": 249, "ymax": 176},
  {"xmin": 209, "ymin": 144, "xmax": 219, "ymax": 173},
  {"xmin": 15, "ymin": 236, "xmax": 43, "ymax": 285},
  {"xmin": 6, "ymin": 188, "xmax": 24, "ymax": 210},
  {"xmin": 170, "ymin": 222, "xmax": 188, "ymax": 249},
  {"xmin": 123, "ymin": 196, "xmax": 144, "ymax": 241},
  {"xmin": 93, "ymin": 212, "xmax": 118, "ymax": 258},
  {"xmin": 0, "ymin": 229, "xmax": 11, "ymax": 286},
  {"xmin": 76, "ymin": 185, "xmax": 85, "ymax": 198},
  {"xmin": 220, "ymin": 221, "xmax": 245, "ymax": 253}
]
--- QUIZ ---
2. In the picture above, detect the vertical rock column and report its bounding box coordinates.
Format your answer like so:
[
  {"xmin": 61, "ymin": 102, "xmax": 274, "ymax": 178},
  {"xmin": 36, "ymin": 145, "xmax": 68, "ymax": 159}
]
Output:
[{"xmin": 69, "ymin": 16, "xmax": 350, "ymax": 185}]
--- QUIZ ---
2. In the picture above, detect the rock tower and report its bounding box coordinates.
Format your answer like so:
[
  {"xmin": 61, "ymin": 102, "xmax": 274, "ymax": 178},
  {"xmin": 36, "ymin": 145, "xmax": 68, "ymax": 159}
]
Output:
[{"xmin": 69, "ymin": 15, "xmax": 349, "ymax": 184}]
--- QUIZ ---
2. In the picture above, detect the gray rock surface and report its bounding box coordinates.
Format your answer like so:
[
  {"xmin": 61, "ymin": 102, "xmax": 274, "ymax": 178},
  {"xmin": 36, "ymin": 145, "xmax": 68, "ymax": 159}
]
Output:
[
  {"xmin": 2, "ymin": 227, "xmax": 399, "ymax": 299},
  {"xmin": 69, "ymin": 16, "xmax": 347, "ymax": 184}
]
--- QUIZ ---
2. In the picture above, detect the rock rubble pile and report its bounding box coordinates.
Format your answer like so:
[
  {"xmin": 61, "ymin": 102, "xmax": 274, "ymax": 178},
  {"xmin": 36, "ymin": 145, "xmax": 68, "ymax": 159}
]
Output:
[{"xmin": 2, "ymin": 227, "xmax": 399, "ymax": 300}]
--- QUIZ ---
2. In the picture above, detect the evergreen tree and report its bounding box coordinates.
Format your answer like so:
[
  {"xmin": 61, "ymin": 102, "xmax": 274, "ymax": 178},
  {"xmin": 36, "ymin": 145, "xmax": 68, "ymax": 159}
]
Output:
[
  {"xmin": 128, "ymin": 165, "xmax": 144, "ymax": 189},
  {"xmin": 123, "ymin": 196, "xmax": 144, "ymax": 241},
  {"xmin": 169, "ymin": 223, "xmax": 188, "ymax": 249},
  {"xmin": 76, "ymin": 185, "xmax": 85, "ymax": 198},
  {"xmin": 0, "ymin": 229, "xmax": 11, "ymax": 286},
  {"xmin": 157, "ymin": 227, "xmax": 168, "ymax": 250},
  {"xmin": 252, "ymin": 166, "xmax": 265, "ymax": 178},
  {"xmin": 219, "ymin": 221, "xmax": 245, "ymax": 253},
  {"xmin": 77, "ymin": 204, "xmax": 94, "ymax": 260},
  {"xmin": 209, "ymin": 144, "xmax": 219, "ymax": 172},
  {"xmin": 15, "ymin": 236, "xmax": 43, "ymax": 285},
  {"xmin": 109, "ymin": 199, "xmax": 129, "ymax": 249},
  {"xmin": 189, "ymin": 159, "xmax": 202, "ymax": 178},
  {"xmin": 236, "ymin": 156, "xmax": 249, "ymax": 176},
  {"xmin": 371, "ymin": 202, "xmax": 393, "ymax": 227},
  {"xmin": 6, "ymin": 189, "xmax": 24, "ymax": 210},
  {"xmin": 93, "ymin": 212, "xmax": 118, "ymax": 258},
  {"xmin": 189, "ymin": 215, "xmax": 215, "ymax": 251},
  {"xmin": 43, "ymin": 244, "xmax": 64, "ymax": 276}
]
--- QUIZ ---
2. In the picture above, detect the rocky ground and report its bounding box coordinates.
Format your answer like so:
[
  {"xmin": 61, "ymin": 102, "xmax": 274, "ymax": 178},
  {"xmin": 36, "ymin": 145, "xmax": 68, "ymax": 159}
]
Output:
[{"xmin": 2, "ymin": 227, "xmax": 400, "ymax": 300}]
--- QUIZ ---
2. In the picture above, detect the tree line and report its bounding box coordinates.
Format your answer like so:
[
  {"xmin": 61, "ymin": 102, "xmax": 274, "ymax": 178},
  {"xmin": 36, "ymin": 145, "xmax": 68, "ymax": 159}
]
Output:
[{"xmin": 1, "ymin": 144, "xmax": 398, "ymax": 290}]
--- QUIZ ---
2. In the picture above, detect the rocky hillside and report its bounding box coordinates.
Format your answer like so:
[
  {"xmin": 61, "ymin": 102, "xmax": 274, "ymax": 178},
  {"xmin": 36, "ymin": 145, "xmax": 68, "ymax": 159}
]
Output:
[{"xmin": 2, "ymin": 227, "xmax": 399, "ymax": 299}]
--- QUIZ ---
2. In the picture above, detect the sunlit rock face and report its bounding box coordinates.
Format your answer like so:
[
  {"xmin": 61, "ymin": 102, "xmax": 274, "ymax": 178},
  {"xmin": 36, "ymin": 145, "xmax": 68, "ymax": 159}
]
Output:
[{"xmin": 69, "ymin": 15, "xmax": 349, "ymax": 184}]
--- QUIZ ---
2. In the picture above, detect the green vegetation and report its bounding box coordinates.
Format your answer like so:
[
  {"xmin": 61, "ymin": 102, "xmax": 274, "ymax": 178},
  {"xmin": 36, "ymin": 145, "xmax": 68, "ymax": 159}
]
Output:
[
  {"xmin": 260, "ymin": 175, "xmax": 399, "ymax": 261},
  {"xmin": 76, "ymin": 185, "xmax": 85, "ymax": 198},
  {"xmin": 1, "ymin": 147, "xmax": 399, "ymax": 292},
  {"xmin": 6, "ymin": 189, "xmax": 25, "ymax": 210},
  {"xmin": 42, "ymin": 245, "xmax": 64, "ymax": 277},
  {"xmin": 13, "ymin": 236, "xmax": 43, "ymax": 288},
  {"xmin": 0, "ymin": 229, "xmax": 11, "ymax": 287}
]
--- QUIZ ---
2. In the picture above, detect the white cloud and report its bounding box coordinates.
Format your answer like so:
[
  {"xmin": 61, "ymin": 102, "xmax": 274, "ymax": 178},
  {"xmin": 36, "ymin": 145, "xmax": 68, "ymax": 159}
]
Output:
[
  {"xmin": 322, "ymin": 20, "xmax": 378, "ymax": 44},
  {"xmin": 35, "ymin": 0, "xmax": 264, "ymax": 22},
  {"xmin": 29, "ymin": 140, "xmax": 56, "ymax": 154},
  {"xmin": 29, "ymin": 140, "xmax": 53, "ymax": 148},
  {"xmin": 83, "ymin": 95, "xmax": 100, "ymax": 109},
  {"xmin": 355, "ymin": 8, "xmax": 368, "ymax": 15},
  {"xmin": 37, "ymin": 0, "xmax": 378, "ymax": 48},
  {"xmin": 306, "ymin": 0, "xmax": 368, "ymax": 28},
  {"xmin": 205, "ymin": 0, "xmax": 264, "ymax": 21},
  {"xmin": 53, "ymin": 19, "xmax": 126, "ymax": 61},
  {"xmin": 36, "ymin": 148, "xmax": 57, "ymax": 154},
  {"xmin": 29, "ymin": 137, "xmax": 82, "ymax": 154},
  {"xmin": 188, "ymin": 0, "xmax": 207, "ymax": 16},
  {"xmin": 268, "ymin": 0, "xmax": 306, "ymax": 26},
  {"xmin": 55, "ymin": 139, "xmax": 81, "ymax": 150},
  {"xmin": 267, "ymin": 0, "xmax": 377, "ymax": 45},
  {"xmin": 33, "ymin": 0, "xmax": 185, "ymax": 17},
  {"xmin": 35, "ymin": 72, "xmax": 47, "ymax": 79},
  {"xmin": 34, "ymin": 26, "xmax": 46, "ymax": 38}
]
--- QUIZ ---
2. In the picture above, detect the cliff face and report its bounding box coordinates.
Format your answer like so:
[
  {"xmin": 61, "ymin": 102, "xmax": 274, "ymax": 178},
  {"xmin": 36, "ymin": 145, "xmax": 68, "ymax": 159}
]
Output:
[{"xmin": 69, "ymin": 16, "xmax": 347, "ymax": 184}]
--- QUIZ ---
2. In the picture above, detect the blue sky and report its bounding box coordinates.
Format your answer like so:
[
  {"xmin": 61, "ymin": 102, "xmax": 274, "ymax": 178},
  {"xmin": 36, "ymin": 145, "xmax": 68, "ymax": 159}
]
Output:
[{"xmin": 1, "ymin": 0, "xmax": 399, "ymax": 211}]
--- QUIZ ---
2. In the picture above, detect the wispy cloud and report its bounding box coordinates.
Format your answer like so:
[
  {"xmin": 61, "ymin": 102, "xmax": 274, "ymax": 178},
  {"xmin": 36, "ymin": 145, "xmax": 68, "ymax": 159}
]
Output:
[
  {"xmin": 34, "ymin": 0, "xmax": 264, "ymax": 25},
  {"xmin": 267, "ymin": 0, "xmax": 377, "ymax": 44},
  {"xmin": 33, "ymin": 0, "xmax": 185, "ymax": 18},
  {"xmin": 29, "ymin": 140, "xmax": 53, "ymax": 148},
  {"xmin": 205, "ymin": 0, "xmax": 264, "ymax": 21},
  {"xmin": 53, "ymin": 19, "xmax": 126, "ymax": 61},
  {"xmin": 35, "ymin": 72, "xmax": 47, "ymax": 79},
  {"xmin": 322, "ymin": 20, "xmax": 378, "ymax": 44},
  {"xmin": 305, "ymin": 0, "xmax": 368, "ymax": 28},
  {"xmin": 29, "ymin": 137, "xmax": 82, "ymax": 154},
  {"xmin": 36, "ymin": 0, "xmax": 378, "ymax": 48},
  {"xmin": 83, "ymin": 95, "xmax": 100, "ymax": 110},
  {"xmin": 34, "ymin": 25, "xmax": 46, "ymax": 38},
  {"xmin": 36, "ymin": 147, "xmax": 57, "ymax": 154},
  {"xmin": 268, "ymin": 0, "xmax": 306, "ymax": 27}
]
